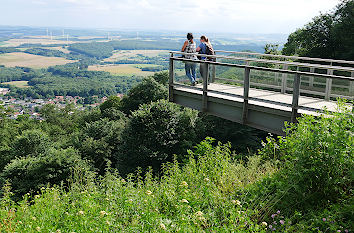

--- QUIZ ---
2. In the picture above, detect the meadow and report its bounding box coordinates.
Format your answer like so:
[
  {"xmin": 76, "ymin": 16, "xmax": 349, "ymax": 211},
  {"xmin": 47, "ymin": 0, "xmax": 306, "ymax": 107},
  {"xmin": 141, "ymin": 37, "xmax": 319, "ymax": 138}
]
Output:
[
  {"xmin": 104, "ymin": 50, "xmax": 169, "ymax": 62},
  {"xmin": 2, "ymin": 81, "xmax": 29, "ymax": 88},
  {"xmin": 0, "ymin": 52, "xmax": 76, "ymax": 68},
  {"xmin": 88, "ymin": 64, "xmax": 156, "ymax": 76}
]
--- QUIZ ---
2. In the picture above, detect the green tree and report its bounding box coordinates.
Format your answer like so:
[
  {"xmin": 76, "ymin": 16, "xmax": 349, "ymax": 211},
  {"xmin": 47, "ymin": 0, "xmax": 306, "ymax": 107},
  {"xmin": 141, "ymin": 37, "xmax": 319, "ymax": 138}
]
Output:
[
  {"xmin": 116, "ymin": 100, "xmax": 199, "ymax": 175},
  {"xmin": 119, "ymin": 77, "xmax": 168, "ymax": 115},
  {"xmin": 152, "ymin": 71, "xmax": 169, "ymax": 86},
  {"xmin": 282, "ymin": 0, "xmax": 354, "ymax": 60}
]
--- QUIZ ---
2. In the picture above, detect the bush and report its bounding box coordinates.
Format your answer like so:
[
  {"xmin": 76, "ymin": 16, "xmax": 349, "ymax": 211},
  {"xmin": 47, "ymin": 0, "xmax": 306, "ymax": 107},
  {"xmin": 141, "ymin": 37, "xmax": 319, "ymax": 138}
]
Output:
[
  {"xmin": 1, "ymin": 148, "xmax": 92, "ymax": 200},
  {"xmin": 248, "ymin": 101, "xmax": 354, "ymax": 219},
  {"xmin": 119, "ymin": 77, "xmax": 167, "ymax": 114},
  {"xmin": 116, "ymin": 100, "xmax": 199, "ymax": 175}
]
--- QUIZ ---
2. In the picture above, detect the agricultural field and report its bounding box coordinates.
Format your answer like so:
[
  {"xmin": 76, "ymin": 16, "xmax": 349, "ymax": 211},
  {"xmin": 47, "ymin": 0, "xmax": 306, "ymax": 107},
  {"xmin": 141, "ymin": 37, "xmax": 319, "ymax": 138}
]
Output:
[
  {"xmin": 88, "ymin": 64, "xmax": 156, "ymax": 76},
  {"xmin": 2, "ymin": 81, "xmax": 29, "ymax": 88},
  {"xmin": 104, "ymin": 49, "xmax": 169, "ymax": 62},
  {"xmin": 0, "ymin": 37, "xmax": 75, "ymax": 47},
  {"xmin": 45, "ymin": 46, "xmax": 71, "ymax": 54},
  {"xmin": 0, "ymin": 52, "xmax": 76, "ymax": 68}
]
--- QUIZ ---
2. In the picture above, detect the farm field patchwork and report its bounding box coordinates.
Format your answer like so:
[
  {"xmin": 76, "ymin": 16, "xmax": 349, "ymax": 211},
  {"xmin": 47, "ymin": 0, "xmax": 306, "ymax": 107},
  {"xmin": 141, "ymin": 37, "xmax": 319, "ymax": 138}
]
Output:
[
  {"xmin": 104, "ymin": 50, "xmax": 169, "ymax": 62},
  {"xmin": 88, "ymin": 64, "xmax": 156, "ymax": 76},
  {"xmin": 0, "ymin": 52, "xmax": 76, "ymax": 68},
  {"xmin": 0, "ymin": 37, "xmax": 76, "ymax": 47}
]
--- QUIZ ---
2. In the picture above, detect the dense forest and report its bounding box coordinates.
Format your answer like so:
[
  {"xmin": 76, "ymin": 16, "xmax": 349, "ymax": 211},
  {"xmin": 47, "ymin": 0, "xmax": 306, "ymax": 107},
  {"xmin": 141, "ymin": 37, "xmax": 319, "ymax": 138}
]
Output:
[{"xmin": 0, "ymin": 65, "xmax": 142, "ymax": 99}]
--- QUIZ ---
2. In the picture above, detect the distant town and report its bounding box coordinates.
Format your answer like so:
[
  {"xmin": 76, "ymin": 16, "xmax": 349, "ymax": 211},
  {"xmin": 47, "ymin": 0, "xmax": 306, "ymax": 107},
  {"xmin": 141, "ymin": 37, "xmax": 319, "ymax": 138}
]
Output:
[{"xmin": 0, "ymin": 87, "xmax": 124, "ymax": 119}]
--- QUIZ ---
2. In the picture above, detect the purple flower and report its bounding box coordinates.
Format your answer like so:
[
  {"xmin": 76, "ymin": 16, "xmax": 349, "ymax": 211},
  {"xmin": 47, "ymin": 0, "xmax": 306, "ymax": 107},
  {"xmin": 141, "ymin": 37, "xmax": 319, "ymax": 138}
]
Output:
[
  {"xmin": 277, "ymin": 210, "xmax": 280, "ymax": 214},
  {"xmin": 322, "ymin": 218, "xmax": 326, "ymax": 221},
  {"xmin": 269, "ymin": 225, "xmax": 273, "ymax": 229},
  {"xmin": 344, "ymin": 230, "xmax": 348, "ymax": 233},
  {"xmin": 337, "ymin": 230, "xmax": 341, "ymax": 233},
  {"xmin": 273, "ymin": 221, "xmax": 277, "ymax": 225},
  {"xmin": 271, "ymin": 214, "xmax": 276, "ymax": 219},
  {"xmin": 279, "ymin": 220, "xmax": 285, "ymax": 225}
]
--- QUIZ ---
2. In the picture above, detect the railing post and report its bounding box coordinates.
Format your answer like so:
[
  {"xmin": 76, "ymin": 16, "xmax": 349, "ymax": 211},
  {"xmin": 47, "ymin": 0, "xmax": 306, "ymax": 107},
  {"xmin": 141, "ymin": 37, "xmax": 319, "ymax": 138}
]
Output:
[
  {"xmin": 350, "ymin": 71, "xmax": 354, "ymax": 95},
  {"xmin": 169, "ymin": 53, "xmax": 175, "ymax": 102},
  {"xmin": 211, "ymin": 58, "xmax": 216, "ymax": 83},
  {"xmin": 325, "ymin": 68, "xmax": 333, "ymax": 100},
  {"xmin": 281, "ymin": 64, "xmax": 288, "ymax": 94},
  {"xmin": 309, "ymin": 67, "xmax": 315, "ymax": 88},
  {"xmin": 202, "ymin": 62, "xmax": 209, "ymax": 112},
  {"xmin": 242, "ymin": 66, "xmax": 251, "ymax": 124},
  {"xmin": 291, "ymin": 73, "xmax": 301, "ymax": 123}
]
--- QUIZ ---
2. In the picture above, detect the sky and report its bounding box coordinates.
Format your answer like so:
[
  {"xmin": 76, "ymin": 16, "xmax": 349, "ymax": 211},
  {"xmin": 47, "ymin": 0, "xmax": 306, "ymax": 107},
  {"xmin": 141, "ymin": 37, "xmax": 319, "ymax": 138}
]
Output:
[{"xmin": 0, "ymin": 0, "xmax": 341, "ymax": 34}]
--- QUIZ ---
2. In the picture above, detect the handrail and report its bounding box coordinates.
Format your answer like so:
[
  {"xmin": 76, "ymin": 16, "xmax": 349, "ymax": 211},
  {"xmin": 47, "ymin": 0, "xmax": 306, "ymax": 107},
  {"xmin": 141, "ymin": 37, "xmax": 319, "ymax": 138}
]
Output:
[
  {"xmin": 170, "ymin": 51, "xmax": 354, "ymax": 73},
  {"xmin": 214, "ymin": 50, "xmax": 354, "ymax": 66},
  {"xmin": 170, "ymin": 56, "xmax": 354, "ymax": 82}
]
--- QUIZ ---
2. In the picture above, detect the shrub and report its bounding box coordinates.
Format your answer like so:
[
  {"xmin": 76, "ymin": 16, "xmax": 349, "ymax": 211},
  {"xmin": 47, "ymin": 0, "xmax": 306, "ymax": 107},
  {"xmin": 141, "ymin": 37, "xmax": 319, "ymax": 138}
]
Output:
[
  {"xmin": 1, "ymin": 147, "xmax": 92, "ymax": 200},
  {"xmin": 116, "ymin": 100, "xmax": 199, "ymax": 175}
]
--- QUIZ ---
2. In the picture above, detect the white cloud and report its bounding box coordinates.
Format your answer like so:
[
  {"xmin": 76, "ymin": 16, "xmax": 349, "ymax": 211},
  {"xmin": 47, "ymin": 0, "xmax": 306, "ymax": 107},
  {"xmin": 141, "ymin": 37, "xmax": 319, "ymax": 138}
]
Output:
[{"xmin": 1, "ymin": 0, "xmax": 341, "ymax": 33}]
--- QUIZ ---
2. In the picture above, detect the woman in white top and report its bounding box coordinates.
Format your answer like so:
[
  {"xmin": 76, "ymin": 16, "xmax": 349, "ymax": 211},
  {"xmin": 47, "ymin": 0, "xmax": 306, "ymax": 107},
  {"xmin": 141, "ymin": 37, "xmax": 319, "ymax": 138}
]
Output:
[{"xmin": 181, "ymin": 33, "xmax": 197, "ymax": 85}]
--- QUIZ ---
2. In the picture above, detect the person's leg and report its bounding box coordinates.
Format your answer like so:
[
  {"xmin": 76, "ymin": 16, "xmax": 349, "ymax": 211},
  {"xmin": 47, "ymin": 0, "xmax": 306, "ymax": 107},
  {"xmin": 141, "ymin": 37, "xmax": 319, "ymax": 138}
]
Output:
[{"xmin": 185, "ymin": 63, "xmax": 193, "ymax": 84}]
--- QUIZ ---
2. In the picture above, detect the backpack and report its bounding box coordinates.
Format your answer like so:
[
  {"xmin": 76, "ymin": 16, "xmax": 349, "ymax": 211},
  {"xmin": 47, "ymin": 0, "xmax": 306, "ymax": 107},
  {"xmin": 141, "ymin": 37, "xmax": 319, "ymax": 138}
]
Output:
[{"xmin": 205, "ymin": 43, "xmax": 216, "ymax": 61}]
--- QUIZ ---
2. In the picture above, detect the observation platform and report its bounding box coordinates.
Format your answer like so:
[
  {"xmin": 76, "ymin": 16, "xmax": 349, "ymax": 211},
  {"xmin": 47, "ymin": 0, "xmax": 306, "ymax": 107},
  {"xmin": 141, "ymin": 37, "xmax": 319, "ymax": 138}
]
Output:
[{"xmin": 168, "ymin": 51, "xmax": 354, "ymax": 135}]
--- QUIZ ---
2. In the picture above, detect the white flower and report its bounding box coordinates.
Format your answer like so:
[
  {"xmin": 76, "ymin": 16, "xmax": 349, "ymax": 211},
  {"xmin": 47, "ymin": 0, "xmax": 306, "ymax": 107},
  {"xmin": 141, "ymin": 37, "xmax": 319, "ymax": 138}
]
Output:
[
  {"xmin": 231, "ymin": 200, "xmax": 241, "ymax": 205},
  {"xmin": 146, "ymin": 190, "xmax": 153, "ymax": 195},
  {"xmin": 159, "ymin": 223, "xmax": 166, "ymax": 230},
  {"xmin": 180, "ymin": 181, "xmax": 188, "ymax": 187},
  {"xmin": 262, "ymin": 222, "xmax": 268, "ymax": 227},
  {"xmin": 204, "ymin": 178, "xmax": 210, "ymax": 182},
  {"xmin": 78, "ymin": 210, "xmax": 84, "ymax": 215},
  {"xmin": 180, "ymin": 199, "xmax": 189, "ymax": 203},
  {"xmin": 195, "ymin": 211, "xmax": 203, "ymax": 216},
  {"xmin": 100, "ymin": 210, "xmax": 107, "ymax": 217}
]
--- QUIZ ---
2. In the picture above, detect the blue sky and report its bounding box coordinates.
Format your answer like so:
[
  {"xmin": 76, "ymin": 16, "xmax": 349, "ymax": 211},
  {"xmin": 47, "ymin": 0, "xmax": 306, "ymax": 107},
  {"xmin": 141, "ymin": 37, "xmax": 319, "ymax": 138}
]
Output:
[{"xmin": 1, "ymin": 0, "xmax": 340, "ymax": 33}]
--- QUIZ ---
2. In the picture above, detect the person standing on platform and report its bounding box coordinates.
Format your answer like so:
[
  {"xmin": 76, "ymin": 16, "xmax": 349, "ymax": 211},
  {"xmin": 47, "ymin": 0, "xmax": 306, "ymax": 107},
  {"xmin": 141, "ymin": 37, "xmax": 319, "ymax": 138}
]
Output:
[{"xmin": 181, "ymin": 33, "xmax": 198, "ymax": 86}]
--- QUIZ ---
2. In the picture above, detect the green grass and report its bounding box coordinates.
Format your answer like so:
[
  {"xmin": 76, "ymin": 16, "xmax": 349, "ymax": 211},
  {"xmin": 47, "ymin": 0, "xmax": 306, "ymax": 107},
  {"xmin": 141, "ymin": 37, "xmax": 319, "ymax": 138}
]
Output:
[{"xmin": 0, "ymin": 139, "xmax": 276, "ymax": 232}]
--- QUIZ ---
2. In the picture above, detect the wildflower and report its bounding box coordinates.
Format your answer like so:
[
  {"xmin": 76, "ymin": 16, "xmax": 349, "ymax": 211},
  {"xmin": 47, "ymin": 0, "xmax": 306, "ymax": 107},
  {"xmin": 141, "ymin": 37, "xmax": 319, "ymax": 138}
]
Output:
[
  {"xmin": 337, "ymin": 230, "xmax": 341, "ymax": 233},
  {"xmin": 146, "ymin": 190, "xmax": 152, "ymax": 195},
  {"xmin": 231, "ymin": 200, "xmax": 241, "ymax": 206},
  {"xmin": 261, "ymin": 222, "xmax": 267, "ymax": 227},
  {"xmin": 32, "ymin": 217, "xmax": 37, "ymax": 221},
  {"xmin": 195, "ymin": 211, "xmax": 203, "ymax": 216},
  {"xmin": 180, "ymin": 199, "xmax": 189, "ymax": 203},
  {"xmin": 159, "ymin": 223, "xmax": 166, "ymax": 230},
  {"xmin": 204, "ymin": 178, "xmax": 210, "ymax": 182},
  {"xmin": 127, "ymin": 199, "xmax": 133, "ymax": 202},
  {"xmin": 121, "ymin": 179, "xmax": 126, "ymax": 183},
  {"xmin": 78, "ymin": 210, "xmax": 84, "ymax": 215},
  {"xmin": 36, "ymin": 226, "xmax": 41, "ymax": 232},
  {"xmin": 18, "ymin": 221, "xmax": 23, "ymax": 224},
  {"xmin": 279, "ymin": 220, "xmax": 285, "ymax": 225},
  {"xmin": 345, "ymin": 230, "xmax": 348, "ymax": 233},
  {"xmin": 277, "ymin": 210, "xmax": 280, "ymax": 214},
  {"xmin": 106, "ymin": 220, "xmax": 111, "ymax": 225},
  {"xmin": 271, "ymin": 214, "xmax": 276, "ymax": 219},
  {"xmin": 322, "ymin": 218, "xmax": 326, "ymax": 221},
  {"xmin": 56, "ymin": 230, "xmax": 61, "ymax": 233},
  {"xmin": 100, "ymin": 211, "xmax": 107, "ymax": 217},
  {"xmin": 269, "ymin": 225, "xmax": 273, "ymax": 229},
  {"xmin": 273, "ymin": 221, "xmax": 277, "ymax": 225},
  {"xmin": 184, "ymin": 189, "xmax": 189, "ymax": 193},
  {"xmin": 181, "ymin": 181, "xmax": 188, "ymax": 187},
  {"xmin": 34, "ymin": 195, "xmax": 40, "ymax": 199},
  {"xmin": 144, "ymin": 199, "xmax": 148, "ymax": 203}
]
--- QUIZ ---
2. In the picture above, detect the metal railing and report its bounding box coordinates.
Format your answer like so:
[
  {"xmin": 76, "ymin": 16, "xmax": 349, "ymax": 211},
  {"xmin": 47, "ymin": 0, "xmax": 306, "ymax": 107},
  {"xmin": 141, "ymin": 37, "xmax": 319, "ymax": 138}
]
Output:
[{"xmin": 169, "ymin": 51, "xmax": 354, "ymax": 122}]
